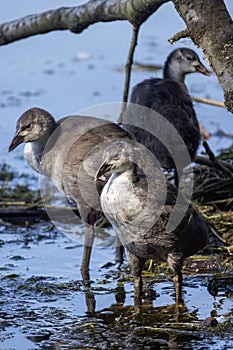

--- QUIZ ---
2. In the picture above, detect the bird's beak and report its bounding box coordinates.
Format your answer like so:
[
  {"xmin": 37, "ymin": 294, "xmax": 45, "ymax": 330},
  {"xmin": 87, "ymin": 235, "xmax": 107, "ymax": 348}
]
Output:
[
  {"xmin": 8, "ymin": 130, "xmax": 24, "ymax": 152},
  {"xmin": 196, "ymin": 63, "xmax": 211, "ymax": 76},
  {"xmin": 95, "ymin": 162, "xmax": 112, "ymax": 181}
]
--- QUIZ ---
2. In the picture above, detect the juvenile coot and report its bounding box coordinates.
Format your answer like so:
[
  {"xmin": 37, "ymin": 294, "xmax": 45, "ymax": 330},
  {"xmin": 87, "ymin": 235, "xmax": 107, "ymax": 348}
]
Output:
[
  {"xmin": 96, "ymin": 140, "xmax": 209, "ymax": 304},
  {"xmin": 123, "ymin": 48, "xmax": 210, "ymax": 174},
  {"xmin": 8, "ymin": 107, "xmax": 130, "ymax": 278}
]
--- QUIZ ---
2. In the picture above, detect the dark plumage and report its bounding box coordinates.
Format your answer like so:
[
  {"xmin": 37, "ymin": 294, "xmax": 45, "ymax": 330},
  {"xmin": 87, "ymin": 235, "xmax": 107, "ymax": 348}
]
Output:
[
  {"xmin": 8, "ymin": 107, "xmax": 130, "ymax": 278},
  {"xmin": 96, "ymin": 140, "xmax": 209, "ymax": 304},
  {"xmin": 123, "ymin": 47, "xmax": 210, "ymax": 172}
]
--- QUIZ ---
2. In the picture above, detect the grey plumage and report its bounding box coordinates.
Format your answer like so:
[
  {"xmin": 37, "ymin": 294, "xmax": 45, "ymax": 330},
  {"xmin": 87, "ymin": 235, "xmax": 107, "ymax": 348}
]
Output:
[
  {"xmin": 96, "ymin": 140, "xmax": 209, "ymax": 304},
  {"xmin": 123, "ymin": 48, "xmax": 210, "ymax": 171},
  {"xmin": 8, "ymin": 107, "xmax": 130, "ymax": 276}
]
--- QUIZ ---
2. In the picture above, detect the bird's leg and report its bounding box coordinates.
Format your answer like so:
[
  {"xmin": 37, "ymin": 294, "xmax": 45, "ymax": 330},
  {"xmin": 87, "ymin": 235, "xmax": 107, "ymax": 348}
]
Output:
[
  {"xmin": 85, "ymin": 287, "xmax": 96, "ymax": 315},
  {"xmin": 79, "ymin": 224, "xmax": 96, "ymax": 314},
  {"xmin": 167, "ymin": 254, "xmax": 184, "ymax": 306},
  {"xmin": 115, "ymin": 236, "xmax": 124, "ymax": 268},
  {"xmin": 134, "ymin": 274, "xmax": 143, "ymax": 308},
  {"xmin": 173, "ymin": 271, "xmax": 184, "ymax": 306},
  {"xmin": 125, "ymin": 249, "xmax": 145, "ymax": 313},
  {"xmin": 174, "ymin": 169, "xmax": 179, "ymax": 188},
  {"xmin": 80, "ymin": 224, "xmax": 95, "ymax": 281},
  {"xmin": 172, "ymin": 271, "xmax": 185, "ymax": 323}
]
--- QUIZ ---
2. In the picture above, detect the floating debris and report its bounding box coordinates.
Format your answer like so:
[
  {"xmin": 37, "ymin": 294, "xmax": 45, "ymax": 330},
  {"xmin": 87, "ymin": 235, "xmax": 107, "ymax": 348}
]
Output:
[{"xmin": 74, "ymin": 51, "xmax": 92, "ymax": 61}]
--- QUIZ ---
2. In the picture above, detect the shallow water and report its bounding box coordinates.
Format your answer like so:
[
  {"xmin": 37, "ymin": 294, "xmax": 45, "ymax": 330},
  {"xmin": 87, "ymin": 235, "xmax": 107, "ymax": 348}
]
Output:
[
  {"xmin": 0, "ymin": 1, "xmax": 233, "ymax": 349},
  {"xmin": 1, "ymin": 220, "xmax": 233, "ymax": 349}
]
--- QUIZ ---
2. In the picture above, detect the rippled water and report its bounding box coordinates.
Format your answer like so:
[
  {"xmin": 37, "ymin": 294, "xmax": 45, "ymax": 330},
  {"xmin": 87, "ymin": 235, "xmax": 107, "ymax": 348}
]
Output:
[
  {"xmin": 1, "ymin": 220, "xmax": 233, "ymax": 349},
  {"xmin": 0, "ymin": 1, "xmax": 233, "ymax": 349}
]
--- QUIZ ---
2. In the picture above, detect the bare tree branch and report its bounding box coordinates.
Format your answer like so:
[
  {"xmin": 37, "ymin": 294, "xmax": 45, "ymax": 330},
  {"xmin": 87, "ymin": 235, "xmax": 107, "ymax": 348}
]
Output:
[
  {"xmin": 0, "ymin": 0, "xmax": 168, "ymax": 45},
  {"xmin": 195, "ymin": 155, "xmax": 233, "ymax": 173},
  {"xmin": 0, "ymin": 0, "xmax": 232, "ymax": 114},
  {"xmin": 119, "ymin": 24, "xmax": 140, "ymax": 123},
  {"xmin": 171, "ymin": 0, "xmax": 233, "ymax": 114}
]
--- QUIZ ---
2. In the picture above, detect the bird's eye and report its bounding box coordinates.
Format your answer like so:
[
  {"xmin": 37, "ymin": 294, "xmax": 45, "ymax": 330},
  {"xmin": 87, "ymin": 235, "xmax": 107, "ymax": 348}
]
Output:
[
  {"xmin": 21, "ymin": 123, "xmax": 32, "ymax": 131},
  {"xmin": 186, "ymin": 56, "xmax": 193, "ymax": 61}
]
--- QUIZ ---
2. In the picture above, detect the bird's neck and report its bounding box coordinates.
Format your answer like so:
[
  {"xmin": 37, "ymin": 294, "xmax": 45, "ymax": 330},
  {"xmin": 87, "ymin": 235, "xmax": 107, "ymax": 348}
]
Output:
[
  {"xmin": 106, "ymin": 167, "xmax": 135, "ymax": 193},
  {"xmin": 163, "ymin": 62, "xmax": 189, "ymax": 93},
  {"xmin": 24, "ymin": 127, "xmax": 56, "ymax": 173}
]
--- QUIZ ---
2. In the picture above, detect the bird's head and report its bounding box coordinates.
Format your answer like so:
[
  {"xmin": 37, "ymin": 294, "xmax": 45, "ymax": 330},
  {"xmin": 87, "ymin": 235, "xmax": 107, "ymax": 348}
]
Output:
[
  {"xmin": 164, "ymin": 47, "xmax": 210, "ymax": 82},
  {"xmin": 8, "ymin": 107, "xmax": 56, "ymax": 152},
  {"xmin": 95, "ymin": 140, "xmax": 137, "ymax": 180}
]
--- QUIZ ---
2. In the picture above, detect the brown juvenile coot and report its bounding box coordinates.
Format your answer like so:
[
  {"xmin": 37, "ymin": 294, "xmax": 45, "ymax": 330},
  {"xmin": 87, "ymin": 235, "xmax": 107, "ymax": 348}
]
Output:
[
  {"xmin": 96, "ymin": 140, "xmax": 209, "ymax": 305},
  {"xmin": 8, "ymin": 107, "xmax": 131, "ymax": 278}
]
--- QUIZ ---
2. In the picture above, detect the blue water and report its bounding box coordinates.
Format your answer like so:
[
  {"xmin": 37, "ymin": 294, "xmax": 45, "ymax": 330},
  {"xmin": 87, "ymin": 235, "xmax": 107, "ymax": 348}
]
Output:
[{"xmin": 1, "ymin": 0, "xmax": 233, "ymax": 174}]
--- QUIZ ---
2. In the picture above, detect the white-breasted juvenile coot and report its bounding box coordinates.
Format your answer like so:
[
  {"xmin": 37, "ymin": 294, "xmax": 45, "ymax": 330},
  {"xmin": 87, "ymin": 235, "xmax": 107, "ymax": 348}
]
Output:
[{"xmin": 96, "ymin": 140, "xmax": 209, "ymax": 305}]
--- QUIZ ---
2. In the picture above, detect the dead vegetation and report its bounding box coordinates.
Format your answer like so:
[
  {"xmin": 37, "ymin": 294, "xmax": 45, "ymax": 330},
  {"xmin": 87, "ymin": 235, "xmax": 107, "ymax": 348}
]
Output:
[{"xmin": 1, "ymin": 145, "xmax": 233, "ymax": 251}]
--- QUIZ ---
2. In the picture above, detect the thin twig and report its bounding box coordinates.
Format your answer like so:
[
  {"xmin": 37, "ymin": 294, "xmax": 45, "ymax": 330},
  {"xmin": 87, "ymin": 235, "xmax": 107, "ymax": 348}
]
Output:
[
  {"xmin": 204, "ymin": 198, "xmax": 233, "ymax": 205},
  {"xmin": 0, "ymin": 208, "xmax": 49, "ymax": 221},
  {"xmin": 168, "ymin": 28, "xmax": 190, "ymax": 44},
  {"xmin": 203, "ymin": 141, "xmax": 218, "ymax": 163},
  {"xmin": 194, "ymin": 155, "xmax": 233, "ymax": 172},
  {"xmin": 194, "ymin": 140, "xmax": 233, "ymax": 174},
  {"xmin": 199, "ymin": 122, "xmax": 210, "ymax": 140},
  {"xmin": 118, "ymin": 24, "xmax": 140, "ymax": 123},
  {"xmin": 203, "ymin": 141, "xmax": 233, "ymax": 175},
  {"xmin": 134, "ymin": 62, "xmax": 162, "ymax": 71},
  {"xmin": 208, "ymin": 222, "xmax": 228, "ymax": 244},
  {"xmin": 0, "ymin": 206, "xmax": 81, "ymax": 222},
  {"xmin": 192, "ymin": 96, "xmax": 225, "ymax": 108}
]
